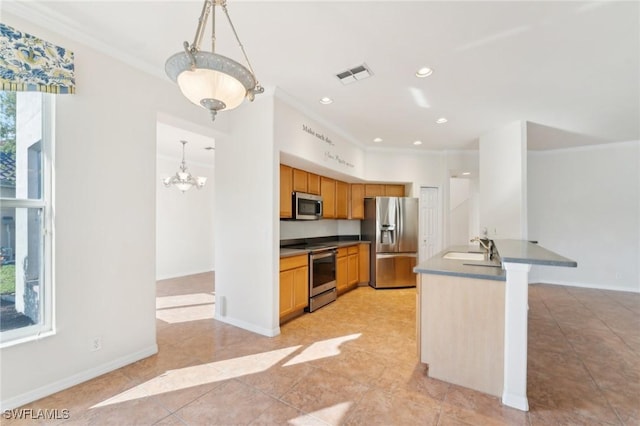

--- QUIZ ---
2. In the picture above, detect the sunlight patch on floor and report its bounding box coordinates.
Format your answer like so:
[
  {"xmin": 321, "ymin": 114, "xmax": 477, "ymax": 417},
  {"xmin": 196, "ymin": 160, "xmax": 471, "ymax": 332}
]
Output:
[
  {"xmin": 155, "ymin": 303, "xmax": 214, "ymax": 324},
  {"xmin": 156, "ymin": 293, "xmax": 215, "ymax": 309},
  {"xmin": 91, "ymin": 346, "xmax": 302, "ymax": 409},
  {"xmin": 283, "ymin": 333, "xmax": 361, "ymax": 366},
  {"xmin": 290, "ymin": 401, "xmax": 353, "ymax": 425}
]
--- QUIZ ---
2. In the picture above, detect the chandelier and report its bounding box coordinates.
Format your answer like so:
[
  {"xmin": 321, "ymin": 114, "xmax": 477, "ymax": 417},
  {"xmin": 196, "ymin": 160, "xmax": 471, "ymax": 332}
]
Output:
[
  {"xmin": 163, "ymin": 141, "xmax": 207, "ymax": 192},
  {"xmin": 165, "ymin": 0, "xmax": 263, "ymax": 121}
]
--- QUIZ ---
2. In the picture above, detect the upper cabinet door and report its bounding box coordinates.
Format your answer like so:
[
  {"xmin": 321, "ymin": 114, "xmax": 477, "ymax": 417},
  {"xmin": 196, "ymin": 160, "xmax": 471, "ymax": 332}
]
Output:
[
  {"xmin": 307, "ymin": 172, "xmax": 321, "ymax": 195},
  {"xmin": 350, "ymin": 183, "xmax": 365, "ymax": 219},
  {"xmin": 292, "ymin": 168, "xmax": 308, "ymax": 193},
  {"xmin": 365, "ymin": 184, "xmax": 385, "ymax": 197},
  {"xmin": 280, "ymin": 164, "xmax": 293, "ymax": 218},
  {"xmin": 320, "ymin": 177, "xmax": 336, "ymax": 218},
  {"xmin": 336, "ymin": 180, "xmax": 349, "ymax": 219},
  {"xmin": 385, "ymin": 184, "xmax": 405, "ymax": 197}
]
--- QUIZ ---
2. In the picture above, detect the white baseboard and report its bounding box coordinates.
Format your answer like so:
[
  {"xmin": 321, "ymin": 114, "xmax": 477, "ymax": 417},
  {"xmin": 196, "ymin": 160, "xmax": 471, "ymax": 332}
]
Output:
[
  {"xmin": 214, "ymin": 313, "xmax": 280, "ymax": 337},
  {"xmin": 502, "ymin": 392, "xmax": 529, "ymax": 412},
  {"xmin": 0, "ymin": 345, "xmax": 158, "ymax": 411},
  {"xmin": 530, "ymin": 280, "xmax": 640, "ymax": 293}
]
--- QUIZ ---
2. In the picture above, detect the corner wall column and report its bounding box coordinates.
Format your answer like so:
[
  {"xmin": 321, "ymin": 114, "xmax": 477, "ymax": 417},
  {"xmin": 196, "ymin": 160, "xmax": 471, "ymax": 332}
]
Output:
[{"xmin": 502, "ymin": 261, "xmax": 532, "ymax": 411}]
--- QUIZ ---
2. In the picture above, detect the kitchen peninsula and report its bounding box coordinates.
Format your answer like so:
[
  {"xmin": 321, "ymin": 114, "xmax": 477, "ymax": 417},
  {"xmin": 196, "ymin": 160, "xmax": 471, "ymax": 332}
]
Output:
[{"xmin": 414, "ymin": 240, "xmax": 577, "ymax": 411}]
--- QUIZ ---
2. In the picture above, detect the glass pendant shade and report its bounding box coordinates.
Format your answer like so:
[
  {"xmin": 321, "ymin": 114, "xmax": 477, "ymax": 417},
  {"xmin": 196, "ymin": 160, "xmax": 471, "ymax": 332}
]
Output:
[
  {"xmin": 166, "ymin": 51, "xmax": 258, "ymax": 114},
  {"xmin": 176, "ymin": 182, "xmax": 194, "ymax": 192},
  {"xmin": 165, "ymin": 0, "xmax": 263, "ymax": 121}
]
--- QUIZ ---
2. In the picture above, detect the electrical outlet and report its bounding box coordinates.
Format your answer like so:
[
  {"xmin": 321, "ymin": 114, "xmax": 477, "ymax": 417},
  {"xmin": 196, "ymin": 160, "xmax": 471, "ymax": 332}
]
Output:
[{"xmin": 90, "ymin": 337, "xmax": 102, "ymax": 352}]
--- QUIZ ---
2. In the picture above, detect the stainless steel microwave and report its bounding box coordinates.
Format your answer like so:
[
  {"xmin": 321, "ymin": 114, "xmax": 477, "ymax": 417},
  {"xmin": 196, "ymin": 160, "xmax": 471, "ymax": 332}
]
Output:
[{"xmin": 293, "ymin": 192, "xmax": 323, "ymax": 220}]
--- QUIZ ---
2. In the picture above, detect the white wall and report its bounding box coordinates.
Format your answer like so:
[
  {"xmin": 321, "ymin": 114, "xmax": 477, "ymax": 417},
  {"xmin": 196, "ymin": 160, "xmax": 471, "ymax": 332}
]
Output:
[
  {"xmin": 449, "ymin": 177, "xmax": 471, "ymax": 246},
  {"xmin": 479, "ymin": 121, "xmax": 527, "ymax": 239},
  {"xmin": 0, "ymin": 13, "xmax": 215, "ymax": 409},
  {"xmin": 275, "ymin": 93, "xmax": 365, "ymax": 180},
  {"xmin": 528, "ymin": 141, "xmax": 640, "ymax": 292},
  {"xmin": 214, "ymin": 94, "xmax": 279, "ymax": 336},
  {"xmin": 156, "ymin": 155, "xmax": 214, "ymax": 279},
  {"xmin": 366, "ymin": 149, "xmax": 479, "ymax": 249}
]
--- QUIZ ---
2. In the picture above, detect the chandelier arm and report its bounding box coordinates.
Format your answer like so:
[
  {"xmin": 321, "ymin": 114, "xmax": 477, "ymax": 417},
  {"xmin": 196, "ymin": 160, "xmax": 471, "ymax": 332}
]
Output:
[
  {"xmin": 221, "ymin": 2, "xmax": 260, "ymax": 83},
  {"xmin": 191, "ymin": 0, "xmax": 213, "ymax": 52}
]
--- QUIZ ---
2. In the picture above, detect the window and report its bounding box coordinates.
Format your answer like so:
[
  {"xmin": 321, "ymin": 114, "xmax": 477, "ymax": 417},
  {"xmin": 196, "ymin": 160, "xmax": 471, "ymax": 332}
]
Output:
[{"xmin": 0, "ymin": 91, "xmax": 53, "ymax": 346}]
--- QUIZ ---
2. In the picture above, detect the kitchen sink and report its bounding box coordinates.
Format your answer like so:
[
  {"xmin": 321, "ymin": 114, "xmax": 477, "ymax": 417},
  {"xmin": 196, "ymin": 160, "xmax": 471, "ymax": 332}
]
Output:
[{"xmin": 442, "ymin": 251, "xmax": 486, "ymax": 261}]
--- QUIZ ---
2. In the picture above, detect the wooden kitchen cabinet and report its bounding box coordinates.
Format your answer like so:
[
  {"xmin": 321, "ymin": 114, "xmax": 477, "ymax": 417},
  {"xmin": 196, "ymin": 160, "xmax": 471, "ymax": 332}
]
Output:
[
  {"xmin": 320, "ymin": 177, "xmax": 336, "ymax": 218},
  {"xmin": 365, "ymin": 184, "xmax": 385, "ymax": 197},
  {"xmin": 279, "ymin": 254, "xmax": 309, "ymax": 322},
  {"xmin": 307, "ymin": 173, "xmax": 321, "ymax": 195},
  {"xmin": 336, "ymin": 248, "xmax": 348, "ymax": 293},
  {"xmin": 347, "ymin": 246, "xmax": 359, "ymax": 286},
  {"xmin": 280, "ymin": 164, "xmax": 293, "ymax": 219},
  {"xmin": 385, "ymin": 184, "xmax": 405, "ymax": 197},
  {"xmin": 336, "ymin": 180, "xmax": 349, "ymax": 219},
  {"xmin": 337, "ymin": 245, "xmax": 364, "ymax": 294},
  {"xmin": 350, "ymin": 183, "xmax": 365, "ymax": 219},
  {"xmin": 292, "ymin": 168, "xmax": 308, "ymax": 193},
  {"xmin": 358, "ymin": 243, "xmax": 370, "ymax": 284},
  {"xmin": 281, "ymin": 163, "xmax": 405, "ymax": 221}
]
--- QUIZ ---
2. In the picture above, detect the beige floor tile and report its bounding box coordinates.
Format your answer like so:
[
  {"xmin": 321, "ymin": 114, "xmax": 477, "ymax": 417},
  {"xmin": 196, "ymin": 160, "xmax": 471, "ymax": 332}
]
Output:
[
  {"xmin": 343, "ymin": 386, "xmax": 440, "ymax": 425},
  {"xmin": 173, "ymin": 379, "xmax": 276, "ymax": 425},
  {"xmin": 279, "ymin": 368, "xmax": 369, "ymax": 424},
  {"xmin": 11, "ymin": 276, "xmax": 639, "ymax": 426}
]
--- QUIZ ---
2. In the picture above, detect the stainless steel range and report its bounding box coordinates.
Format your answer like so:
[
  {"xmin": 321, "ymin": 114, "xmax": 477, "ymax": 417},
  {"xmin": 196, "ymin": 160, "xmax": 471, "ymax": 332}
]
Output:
[{"xmin": 307, "ymin": 246, "xmax": 337, "ymax": 312}]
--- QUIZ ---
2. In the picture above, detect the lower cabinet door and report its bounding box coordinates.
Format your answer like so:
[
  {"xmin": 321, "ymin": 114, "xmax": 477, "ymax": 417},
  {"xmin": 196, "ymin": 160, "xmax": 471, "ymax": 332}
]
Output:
[
  {"xmin": 336, "ymin": 255, "xmax": 348, "ymax": 292},
  {"xmin": 292, "ymin": 266, "xmax": 309, "ymax": 311},
  {"xmin": 347, "ymin": 253, "xmax": 359, "ymax": 286},
  {"xmin": 279, "ymin": 270, "xmax": 295, "ymax": 317}
]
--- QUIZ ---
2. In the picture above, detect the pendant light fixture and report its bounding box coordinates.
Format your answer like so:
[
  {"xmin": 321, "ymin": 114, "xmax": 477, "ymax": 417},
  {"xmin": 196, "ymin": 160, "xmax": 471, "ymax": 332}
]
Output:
[
  {"xmin": 163, "ymin": 141, "xmax": 207, "ymax": 192},
  {"xmin": 165, "ymin": 0, "xmax": 263, "ymax": 122}
]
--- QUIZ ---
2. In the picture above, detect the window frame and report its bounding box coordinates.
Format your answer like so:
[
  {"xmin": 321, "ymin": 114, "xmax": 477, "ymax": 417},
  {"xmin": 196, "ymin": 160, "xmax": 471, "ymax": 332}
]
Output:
[{"xmin": 0, "ymin": 93, "xmax": 54, "ymax": 348}]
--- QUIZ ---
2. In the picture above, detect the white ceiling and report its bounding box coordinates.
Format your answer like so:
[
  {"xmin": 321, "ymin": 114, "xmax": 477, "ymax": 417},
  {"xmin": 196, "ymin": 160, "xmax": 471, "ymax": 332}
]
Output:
[{"xmin": 5, "ymin": 1, "xmax": 639, "ymax": 154}]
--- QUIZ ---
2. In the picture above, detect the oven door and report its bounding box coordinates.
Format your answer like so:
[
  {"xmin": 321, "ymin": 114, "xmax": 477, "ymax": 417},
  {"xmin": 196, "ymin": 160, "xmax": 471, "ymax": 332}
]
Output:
[{"xmin": 310, "ymin": 250, "xmax": 336, "ymax": 296}]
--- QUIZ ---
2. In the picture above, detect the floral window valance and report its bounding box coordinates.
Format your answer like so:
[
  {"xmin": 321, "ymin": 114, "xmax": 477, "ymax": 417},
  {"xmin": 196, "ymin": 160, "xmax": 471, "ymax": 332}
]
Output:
[{"xmin": 0, "ymin": 22, "xmax": 75, "ymax": 94}]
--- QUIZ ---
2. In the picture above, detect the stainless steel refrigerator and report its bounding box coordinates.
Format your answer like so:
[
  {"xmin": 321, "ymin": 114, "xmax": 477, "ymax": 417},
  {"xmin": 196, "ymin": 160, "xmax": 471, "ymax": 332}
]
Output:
[{"xmin": 362, "ymin": 197, "xmax": 419, "ymax": 288}]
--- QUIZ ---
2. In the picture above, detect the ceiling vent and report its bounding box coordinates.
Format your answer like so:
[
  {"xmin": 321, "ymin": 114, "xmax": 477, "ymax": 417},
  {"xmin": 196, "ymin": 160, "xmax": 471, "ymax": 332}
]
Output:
[{"xmin": 335, "ymin": 64, "xmax": 373, "ymax": 85}]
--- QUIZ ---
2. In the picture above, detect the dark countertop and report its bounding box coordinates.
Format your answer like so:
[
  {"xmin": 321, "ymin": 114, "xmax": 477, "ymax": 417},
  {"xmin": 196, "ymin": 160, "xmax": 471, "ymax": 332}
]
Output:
[
  {"xmin": 413, "ymin": 240, "xmax": 577, "ymax": 281},
  {"xmin": 280, "ymin": 240, "xmax": 371, "ymax": 258},
  {"xmin": 280, "ymin": 248, "xmax": 310, "ymax": 258}
]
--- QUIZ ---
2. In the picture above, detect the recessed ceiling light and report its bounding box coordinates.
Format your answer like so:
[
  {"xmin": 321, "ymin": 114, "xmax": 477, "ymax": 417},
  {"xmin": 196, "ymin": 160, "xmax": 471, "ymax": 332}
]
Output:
[
  {"xmin": 436, "ymin": 117, "xmax": 448, "ymax": 124},
  {"xmin": 462, "ymin": 172, "xmax": 471, "ymax": 176},
  {"xmin": 320, "ymin": 97, "xmax": 333, "ymax": 105},
  {"xmin": 413, "ymin": 140, "xmax": 422, "ymax": 146},
  {"xmin": 373, "ymin": 137, "xmax": 383, "ymax": 143},
  {"xmin": 415, "ymin": 67, "xmax": 433, "ymax": 78}
]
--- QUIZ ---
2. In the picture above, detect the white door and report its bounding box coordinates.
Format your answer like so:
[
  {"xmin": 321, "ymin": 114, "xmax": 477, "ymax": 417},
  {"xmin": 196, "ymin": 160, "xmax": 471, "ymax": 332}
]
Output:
[{"xmin": 419, "ymin": 187, "xmax": 440, "ymax": 263}]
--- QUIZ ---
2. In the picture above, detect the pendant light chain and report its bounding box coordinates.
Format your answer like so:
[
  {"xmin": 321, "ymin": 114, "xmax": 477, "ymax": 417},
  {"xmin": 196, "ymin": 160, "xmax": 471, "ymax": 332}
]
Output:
[
  {"xmin": 211, "ymin": 0, "xmax": 216, "ymax": 53},
  {"xmin": 221, "ymin": 2, "xmax": 259, "ymax": 84},
  {"xmin": 180, "ymin": 140, "xmax": 188, "ymax": 172}
]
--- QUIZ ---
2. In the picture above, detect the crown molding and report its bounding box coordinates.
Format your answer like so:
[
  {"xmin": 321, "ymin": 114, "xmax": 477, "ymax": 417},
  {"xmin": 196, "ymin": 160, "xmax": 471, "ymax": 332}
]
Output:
[{"xmin": 2, "ymin": 1, "xmax": 164, "ymax": 80}]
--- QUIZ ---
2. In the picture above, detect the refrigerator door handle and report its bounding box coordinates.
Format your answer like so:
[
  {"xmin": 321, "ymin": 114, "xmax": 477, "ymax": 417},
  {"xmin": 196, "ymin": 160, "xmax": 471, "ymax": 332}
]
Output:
[
  {"xmin": 397, "ymin": 197, "xmax": 403, "ymax": 253},
  {"xmin": 376, "ymin": 253, "xmax": 417, "ymax": 259}
]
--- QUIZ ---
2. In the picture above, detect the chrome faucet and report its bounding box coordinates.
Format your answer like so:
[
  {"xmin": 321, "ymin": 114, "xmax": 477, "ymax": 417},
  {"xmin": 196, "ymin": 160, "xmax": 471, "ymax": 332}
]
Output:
[
  {"xmin": 471, "ymin": 236, "xmax": 495, "ymax": 260},
  {"xmin": 470, "ymin": 236, "xmax": 490, "ymax": 250}
]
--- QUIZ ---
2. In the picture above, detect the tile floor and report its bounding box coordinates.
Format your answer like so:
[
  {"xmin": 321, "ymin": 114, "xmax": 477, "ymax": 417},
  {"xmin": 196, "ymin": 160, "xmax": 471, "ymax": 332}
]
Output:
[{"xmin": 8, "ymin": 273, "xmax": 639, "ymax": 425}]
